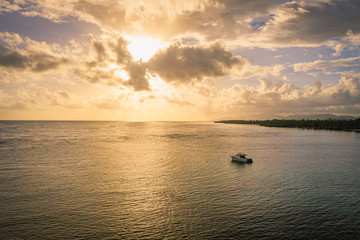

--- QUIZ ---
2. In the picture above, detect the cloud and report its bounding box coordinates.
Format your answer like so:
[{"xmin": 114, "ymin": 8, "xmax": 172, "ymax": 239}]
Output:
[
  {"xmin": 0, "ymin": 32, "xmax": 70, "ymax": 73},
  {"xmin": 0, "ymin": 45, "xmax": 29, "ymax": 69},
  {"xmin": 164, "ymin": 96, "xmax": 194, "ymax": 106},
  {"xmin": 314, "ymin": 75, "xmax": 360, "ymax": 104},
  {"xmin": 111, "ymin": 37, "xmax": 132, "ymax": 65},
  {"xmin": 6, "ymin": 0, "xmax": 74, "ymax": 23},
  {"xmin": 233, "ymin": 62, "xmax": 285, "ymax": 79},
  {"xmin": 250, "ymin": 0, "xmax": 360, "ymax": 47},
  {"xmin": 124, "ymin": 61, "xmax": 150, "ymax": 91},
  {"xmin": 222, "ymin": 75, "xmax": 360, "ymax": 117},
  {"xmin": 74, "ymin": 36, "xmax": 248, "ymax": 90},
  {"xmin": 293, "ymin": 57, "xmax": 360, "ymax": 72},
  {"xmin": 0, "ymin": 32, "xmax": 286, "ymax": 91},
  {"xmin": 2, "ymin": 0, "xmax": 360, "ymax": 48},
  {"xmin": 328, "ymin": 30, "xmax": 360, "ymax": 56},
  {"xmin": 0, "ymin": 44, "xmax": 69, "ymax": 72},
  {"xmin": 33, "ymin": 89, "xmax": 81, "ymax": 107},
  {"xmin": 0, "ymin": 0, "xmax": 23, "ymax": 13},
  {"xmin": 168, "ymin": 0, "xmax": 279, "ymax": 41},
  {"xmin": 0, "ymin": 101, "xmax": 28, "ymax": 110},
  {"xmin": 93, "ymin": 94, "xmax": 128, "ymax": 110},
  {"xmin": 74, "ymin": 68, "xmax": 121, "ymax": 86},
  {"xmin": 147, "ymin": 42, "xmax": 245, "ymax": 83},
  {"xmin": 74, "ymin": 0, "xmax": 127, "ymax": 31},
  {"xmin": 0, "ymin": 87, "xmax": 83, "ymax": 112},
  {"xmin": 74, "ymin": 35, "xmax": 150, "ymax": 90},
  {"xmin": 139, "ymin": 0, "xmax": 359, "ymax": 47},
  {"xmin": 0, "ymin": 32, "xmax": 24, "ymax": 46},
  {"xmin": 92, "ymin": 39, "xmax": 107, "ymax": 62},
  {"xmin": 114, "ymin": 0, "xmax": 360, "ymax": 47}
]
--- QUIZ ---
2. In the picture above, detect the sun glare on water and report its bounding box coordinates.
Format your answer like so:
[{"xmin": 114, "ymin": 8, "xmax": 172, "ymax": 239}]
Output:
[{"xmin": 126, "ymin": 36, "xmax": 166, "ymax": 62}]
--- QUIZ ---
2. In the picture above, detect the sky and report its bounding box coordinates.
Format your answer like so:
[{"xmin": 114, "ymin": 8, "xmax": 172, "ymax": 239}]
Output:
[{"xmin": 0, "ymin": 0, "xmax": 360, "ymax": 120}]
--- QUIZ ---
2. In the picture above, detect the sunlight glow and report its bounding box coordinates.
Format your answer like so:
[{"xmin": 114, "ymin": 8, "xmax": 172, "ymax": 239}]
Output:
[
  {"xmin": 108, "ymin": 63, "xmax": 118, "ymax": 69},
  {"xmin": 148, "ymin": 75, "xmax": 169, "ymax": 92},
  {"xmin": 126, "ymin": 36, "xmax": 167, "ymax": 62},
  {"xmin": 107, "ymin": 63, "xmax": 130, "ymax": 80},
  {"xmin": 114, "ymin": 69, "xmax": 129, "ymax": 80}
]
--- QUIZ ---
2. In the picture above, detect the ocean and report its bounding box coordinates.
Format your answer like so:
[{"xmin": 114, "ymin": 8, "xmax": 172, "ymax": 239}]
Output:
[{"xmin": 0, "ymin": 121, "xmax": 359, "ymax": 239}]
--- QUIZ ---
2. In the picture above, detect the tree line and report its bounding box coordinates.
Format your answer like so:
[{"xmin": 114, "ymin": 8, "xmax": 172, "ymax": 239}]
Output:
[{"xmin": 215, "ymin": 119, "xmax": 360, "ymax": 131}]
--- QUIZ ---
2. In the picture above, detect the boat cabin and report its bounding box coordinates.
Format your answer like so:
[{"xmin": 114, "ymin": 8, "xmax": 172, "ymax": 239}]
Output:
[{"xmin": 236, "ymin": 153, "xmax": 246, "ymax": 158}]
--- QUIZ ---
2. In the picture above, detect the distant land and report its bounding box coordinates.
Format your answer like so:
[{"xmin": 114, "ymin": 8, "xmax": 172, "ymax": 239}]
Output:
[
  {"xmin": 284, "ymin": 113, "xmax": 358, "ymax": 120},
  {"xmin": 215, "ymin": 118, "xmax": 360, "ymax": 132},
  {"xmin": 215, "ymin": 113, "xmax": 358, "ymax": 121}
]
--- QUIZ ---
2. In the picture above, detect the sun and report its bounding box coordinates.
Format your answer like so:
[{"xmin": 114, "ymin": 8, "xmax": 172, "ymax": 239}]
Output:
[{"xmin": 126, "ymin": 36, "xmax": 167, "ymax": 62}]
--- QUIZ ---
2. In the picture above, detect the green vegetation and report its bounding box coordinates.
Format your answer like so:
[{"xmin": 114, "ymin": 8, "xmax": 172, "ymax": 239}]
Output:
[{"xmin": 215, "ymin": 119, "xmax": 360, "ymax": 131}]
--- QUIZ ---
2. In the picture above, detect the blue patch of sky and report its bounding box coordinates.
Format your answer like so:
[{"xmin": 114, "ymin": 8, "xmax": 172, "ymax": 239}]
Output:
[
  {"xmin": 249, "ymin": 21, "xmax": 266, "ymax": 31},
  {"xmin": 249, "ymin": 14, "xmax": 275, "ymax": 31},
  {"xmin": 0, "ymin": 12, "xmax": 101, "ymax": 45}
]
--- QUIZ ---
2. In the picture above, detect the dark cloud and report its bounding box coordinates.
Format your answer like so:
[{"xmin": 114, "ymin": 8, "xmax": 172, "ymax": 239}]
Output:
[
  {"xmin": 124, "ymin": 61, "xmax": 150, "ymax": 91},
  {"xmin": 74, "ymin": 68, "xmax": 120, "ymax": 86},
  {"xmin": 31, "ymin": 52, "xmax": 68, "ymax": 72},
  {"xmin": 111, "ymin": 37, "xmax": 132, "ymax": 65},
  {"xmin": 261, "ymin": 0, "xmax": 360, "ymax": 45},
  {"xmin": 143, "ymin": 0, "xmax": 360, "ymax": 46},
  {"xmin": 147, "ymin": 43, "xmax": 245, "ymax": 83},
  {"xmin": 77, "ymin": 38, "xmax": 244, "ymax": 91},
  {"xmin": 0, "ymin": 45, "xmax": 28, "ymax": 69},
  {"xmin": 76, "ymin": 36, "xmax": 150, "ymax": 91},
  {"xmin": 173, "ymin": 0, "xmax": 360, "ymax": 46},
  {"xmin": 0, "ymin": 45, "xmax": 68, "ymax": 72},
  {"xmin": 92, "ymin": 39, "xmax": 107, "ymax": 62},
  {"xmin": 193, "ymin": 0, "xmax": 360, "ymax": 45},
  {"xmin": 3, "ymin": 0, "xmax": 359, "ymax": 47}
]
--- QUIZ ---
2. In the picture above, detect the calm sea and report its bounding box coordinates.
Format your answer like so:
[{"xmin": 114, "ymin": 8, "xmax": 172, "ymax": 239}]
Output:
[{"xmin": 0, "ymin": 121, "xmax": 359, "ymax": 239}]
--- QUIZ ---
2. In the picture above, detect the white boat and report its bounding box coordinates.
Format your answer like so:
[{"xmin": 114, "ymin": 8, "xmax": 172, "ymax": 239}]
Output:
[{"xmin": 231, "ymin": 153, "xmax": 253, "ymax": 163}]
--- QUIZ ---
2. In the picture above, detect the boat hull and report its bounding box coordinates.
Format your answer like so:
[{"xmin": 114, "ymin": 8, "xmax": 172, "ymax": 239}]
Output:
[{"xmin": 231, "ymin": 156, "xmax": 253, "ymax": 163}]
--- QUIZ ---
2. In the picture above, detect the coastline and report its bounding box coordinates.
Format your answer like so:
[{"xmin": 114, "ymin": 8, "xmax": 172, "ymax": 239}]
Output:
[{"xmin": 215, "ymin": 119, "xmax": 360, "ymax": 132}]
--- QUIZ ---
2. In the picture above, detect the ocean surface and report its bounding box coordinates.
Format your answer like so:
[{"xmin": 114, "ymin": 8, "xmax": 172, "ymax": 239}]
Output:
[{"xmin": 0, "ymin": 121, "xmax": 359, "ymax": 239}]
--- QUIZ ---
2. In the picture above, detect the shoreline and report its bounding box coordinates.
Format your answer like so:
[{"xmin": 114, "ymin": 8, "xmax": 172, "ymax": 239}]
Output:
[{"xmin": 215, "ymin": 119, "xmax": 360, "ymax": 132}]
